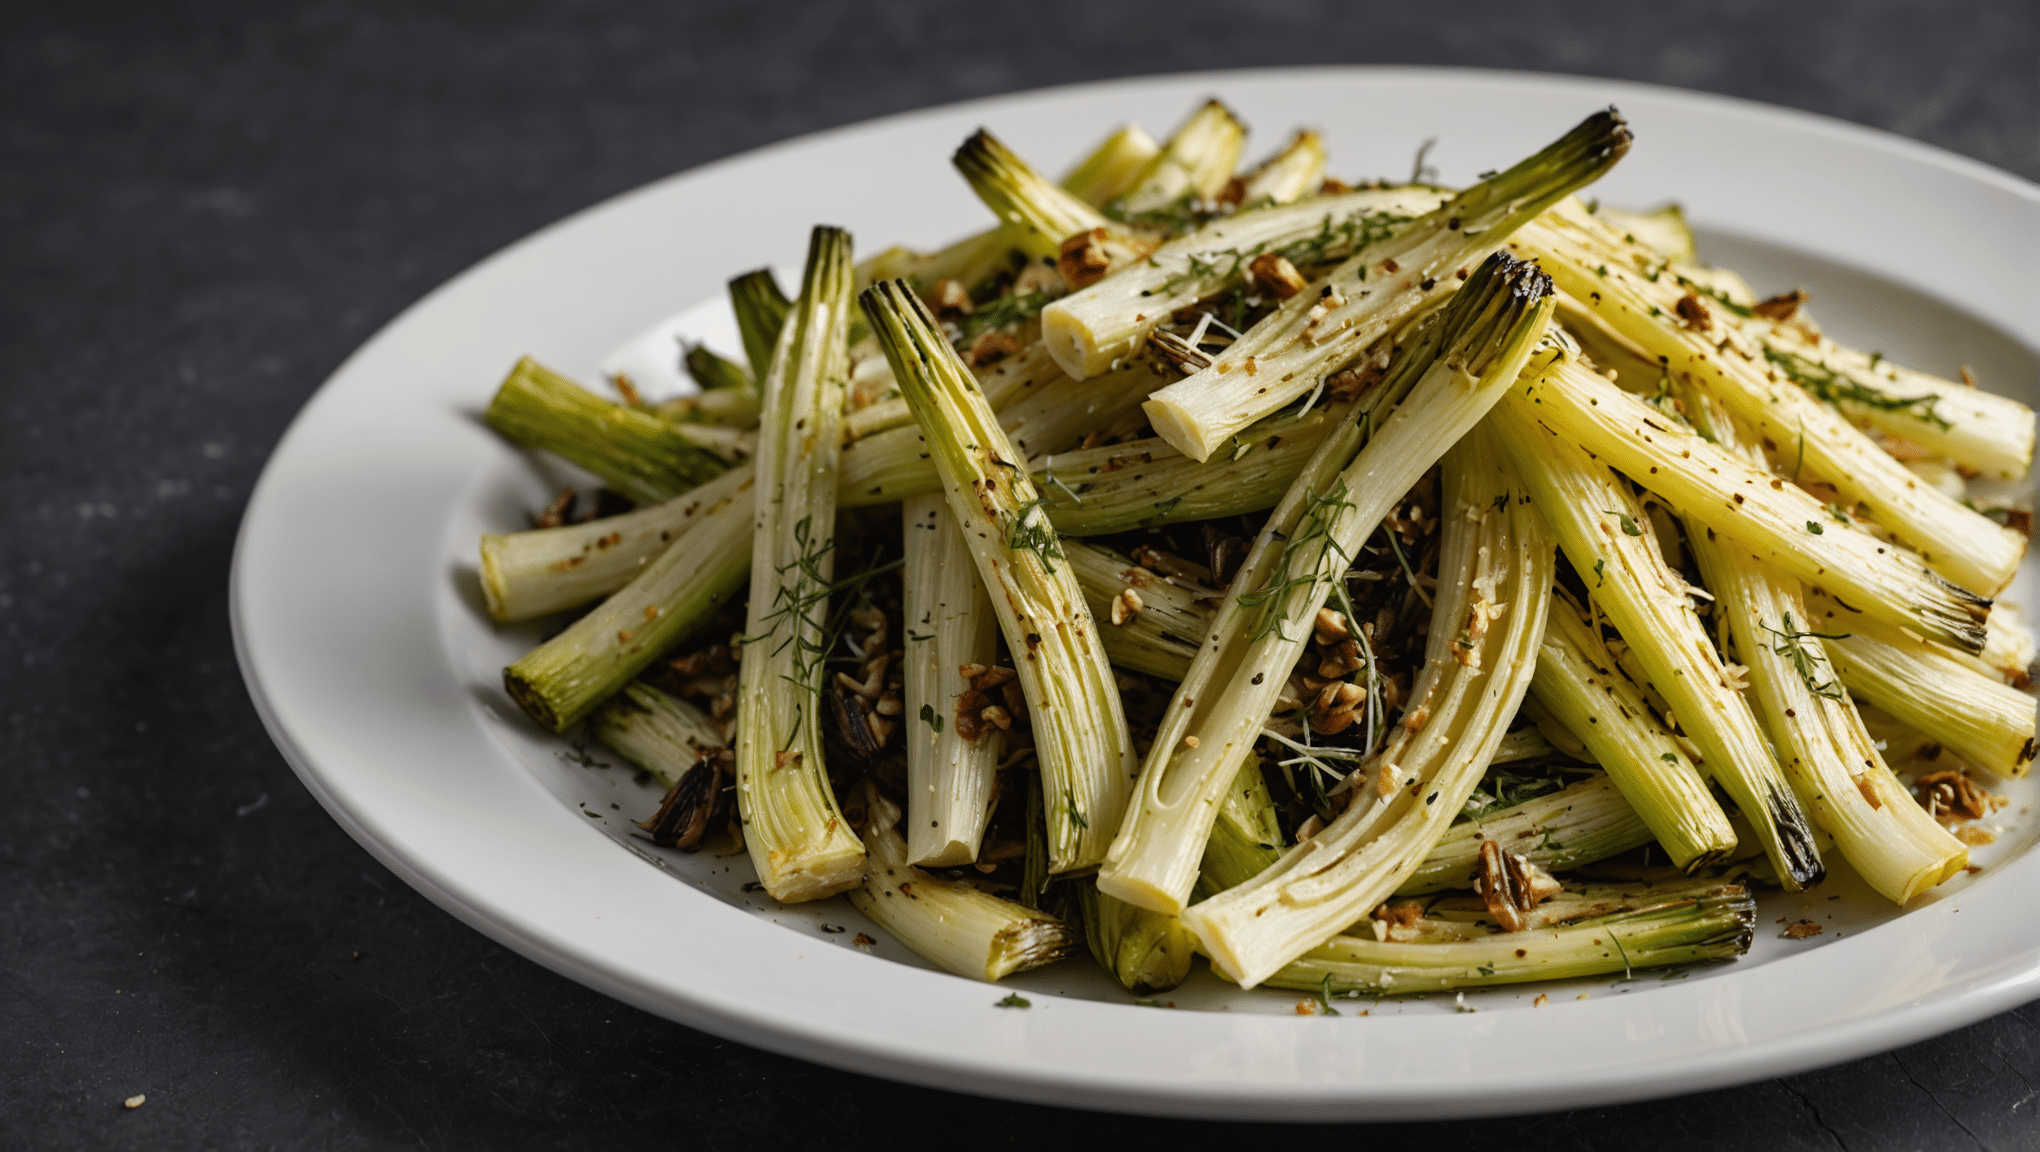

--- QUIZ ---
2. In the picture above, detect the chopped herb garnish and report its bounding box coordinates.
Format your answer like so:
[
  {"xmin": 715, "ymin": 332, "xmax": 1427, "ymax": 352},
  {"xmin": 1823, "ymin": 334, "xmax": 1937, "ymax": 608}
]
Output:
[
  {"xmin": 1763, "ymin": 346, "xmax": 1948, "ymax": 429},
  {"xmin": 1005, "ymin": 496, "xmax": 1064, "ymax": 574},
  {"xmin": 1237, "ymin": 480, "xmax": 1357, "ymax": 642},
  {"xmin": 1315, "ymin": 972, "xmax": 1342, "ymax": 1015},
  {"xmin": 995, "ymin": 993, "xmax": 1031, "ymax": 1008},
  {"xmin": 1673, "ymin": 274, "xmax": 1754, "ymax": 318},
  {"xmin": 952, "ymin": 291, "xmax": 1060, "ymax": 350},
  {"xmin": 1759, "ymin": 612, "xmax": 1850, "ymax": 701},
  {"xmin": 919, "ymin": 703, "xmax": 944, "ymax": 733},
  {"xmin": 1461, "ymin": 766, "xmax": 1590, "ymax": 819}
]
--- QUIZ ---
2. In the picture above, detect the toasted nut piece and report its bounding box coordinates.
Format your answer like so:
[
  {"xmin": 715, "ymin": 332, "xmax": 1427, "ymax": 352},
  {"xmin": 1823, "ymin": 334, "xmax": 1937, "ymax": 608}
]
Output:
[
  {"xmin": 1372, "ymin": 898, "xmax": 1426, "ymax": 928},
  {"xmin": 1057, "ymin": 228, "xmax": 1116, "ymax": 288},
  {"xmin": 1310, "ymin": 681, "xmax": 1366, "ymax": 734},
  {"xmin": 931, "ymin": 278, "xmax": 973, "ymax": 319},
  {"xmin": 1321, "ymin": 681, "xmax": 1365, "ymax": 709},
  {"xmin": 1311, "ymin": 709, "xmax": 1356, "ymax": 735},
  {"xmin": 1317, "ymin": 639, "xmax": 1363, "ymax": 679},
  {"xmin": 954, "ymin": 689, "xmax": 989, "ymax": 741},
  {"xmin": 1245, "ymin": 253, "xmax": 1308, "ymax": 299},
  {"xmin": 1110, "ymin": 587, "xmax": 1144, "ymax": 626},
  {"xmin": 1312, "ymin": 608, "xmax": 1351, "ymax": 645},
  {"xmin": 1474, "ymin": 840, "xmax": 1563, "ymax": 932},
  {"xmin": 970, "ymin": 665, "xmax": 1018, "ymax": 692},
  {"xmin": 1323, "ymin": 365, "xmax": 1374, "ymax": 404},
  {"xmin": 980, "ymin": 705, "xmax": 1013, "ymax": 731}
]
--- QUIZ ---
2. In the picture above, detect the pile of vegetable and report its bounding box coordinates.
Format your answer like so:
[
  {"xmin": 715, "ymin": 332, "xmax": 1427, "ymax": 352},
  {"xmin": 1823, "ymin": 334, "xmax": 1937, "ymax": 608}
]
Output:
[{"xmin": 475, "ymin": 99, "xmax": 2035, "ymax": 1000}]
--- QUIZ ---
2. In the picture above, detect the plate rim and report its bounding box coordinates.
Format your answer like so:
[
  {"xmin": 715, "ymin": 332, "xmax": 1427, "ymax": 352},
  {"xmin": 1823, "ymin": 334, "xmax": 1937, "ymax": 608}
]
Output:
[{"xmin": 231, "ymin": 64, "xmax": 2040, "ymax": 1120}]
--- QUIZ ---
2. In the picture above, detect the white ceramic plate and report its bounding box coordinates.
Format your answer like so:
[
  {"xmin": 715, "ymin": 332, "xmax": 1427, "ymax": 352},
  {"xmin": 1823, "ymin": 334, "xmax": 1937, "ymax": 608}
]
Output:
[{"xmin": 232, "ymin": 67, "xmax": 2040, "ymax": 1120}]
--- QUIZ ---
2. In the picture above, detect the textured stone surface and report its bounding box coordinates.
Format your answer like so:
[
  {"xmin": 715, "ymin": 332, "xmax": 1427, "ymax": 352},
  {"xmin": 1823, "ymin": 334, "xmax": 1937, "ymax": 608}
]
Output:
[{"xmin": 2, "ymin": 2, "xmax": 2034, "ymax": 1148}]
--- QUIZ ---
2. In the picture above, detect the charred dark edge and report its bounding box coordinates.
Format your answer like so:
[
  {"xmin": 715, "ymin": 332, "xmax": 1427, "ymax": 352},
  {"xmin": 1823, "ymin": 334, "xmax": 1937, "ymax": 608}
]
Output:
[
  {"xmin": 1710, "ymin": 884, "xmax": 1759, "ymax": 954},
  {"xmin": 952, "ymin": 130, "xmax": 1032, "ymax": 206},
  {"xmin": 728, "ymin": 267, "xmax": 791, "ymax": 382},
  {"xmin": 1923, "ymin": 568, "xmax": 1993, "ymax": 655},
  {"xmin": 636, "ymin": 748, "xmax": 726, "ymax": 851},
  {"xmin": 991, "ymin": 918, "xmax": 1081, "ymax": 975},
  {"xmin": 1679, "ymin": 845, "xmax": 1733, "ymax": 874},
  {"xmin": 1766, "ymin": 784, "xmax": 1827, "ymax": 889},
  {"xmin": 1444, "ymin": 107, "xmax": 1632, "ymax": 230},
  {"xmin": 503, "ymin": 667, "xmax": 563, "ymax": 733}
]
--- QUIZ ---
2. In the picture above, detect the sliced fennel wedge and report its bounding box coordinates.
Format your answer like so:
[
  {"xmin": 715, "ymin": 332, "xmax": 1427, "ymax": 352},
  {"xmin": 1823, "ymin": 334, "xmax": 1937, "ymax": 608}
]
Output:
[
  {"xmin": 848, "ymin": 785, "xmax": 1077, "ymax": 982},
  {"xmin": 861, "ymin": 280, "xmax": 1137, "ymax": 873},
  {"xmin": 1494, "ymin": 368, "xmax": 1826, "ymax": 891},
  {"xmin": 900, "ymin": 493, "xmax": 1004, "ymax": 866},
  {"xmin": 1182, "ymin": 418, "xmax": 1557, "ymax": 988},
  {"xmin": 1140, "ymin": 109, "xmax": 1630, "ymax": 462},
  {"xmin": 1097, "ymin": 252, "xmax": 1561, "ymax": 919},
  {"xmin": 1041, "ymin": 186, "xmax": 1451, "ymax": 379},
  {"xmin": 731, "ymin": 226, "xmax": 864, "ymax": 903}
]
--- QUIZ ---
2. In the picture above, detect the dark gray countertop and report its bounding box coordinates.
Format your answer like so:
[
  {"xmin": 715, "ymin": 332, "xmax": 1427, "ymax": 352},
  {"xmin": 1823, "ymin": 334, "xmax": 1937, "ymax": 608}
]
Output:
[{"xmin": 3, "ymin": 2, "xmax": 2034, "ymax": 1147}]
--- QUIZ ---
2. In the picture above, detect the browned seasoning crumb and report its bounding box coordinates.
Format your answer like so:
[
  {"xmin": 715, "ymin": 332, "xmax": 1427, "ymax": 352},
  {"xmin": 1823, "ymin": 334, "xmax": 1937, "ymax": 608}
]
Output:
[
  {"xmin": 533, "ymin": 489, "xmax": 576, "ymax": 529},
  {"xmin": 1751, "ymin": 289, "xmax": 1806, "ymax": 322},
  {"xmin": 1782, "ymin": 919, "xmax": 1823, "ymax": 940},
  {"xmin": 852, "ymin": 933, "xmax": 877, "ymax": 948},
  {"xmin": 968, "ymin": 330, "xmax": 1020, "ymax": 366},
  {"xmin": 1674, "ymin": 292, "xmax": 1712, "ymax": 332},
  {"xmin": 1955, "ymin": 825, "xmax": 1997, "ymax": 846},
  {"xmin": 1533, "ymin": 994, "xmax": 1549, "ymax": 1008},
  {"xmin": 1915, "ymin": 770, "xmax": 1991, "ymax": 822},
  {"xmin": 1294, "ymin": 1000, "xmax": 1317, "ymax": 1016}
]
